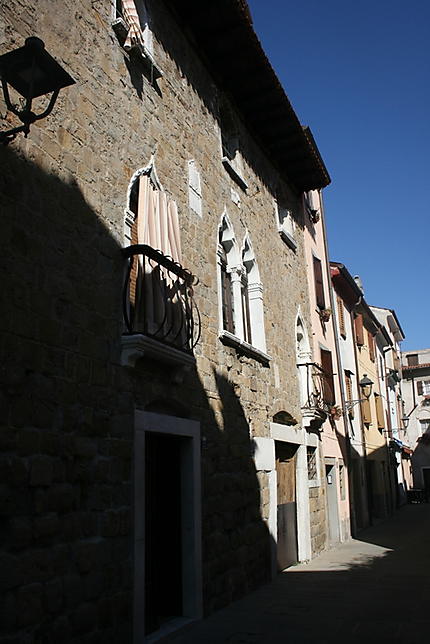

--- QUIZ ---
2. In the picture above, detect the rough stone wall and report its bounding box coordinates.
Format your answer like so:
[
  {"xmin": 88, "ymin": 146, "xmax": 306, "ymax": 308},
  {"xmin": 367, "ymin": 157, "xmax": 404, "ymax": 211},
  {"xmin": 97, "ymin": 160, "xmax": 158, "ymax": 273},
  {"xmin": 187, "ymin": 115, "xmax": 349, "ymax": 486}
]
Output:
[
  {"xmin": 1, "ymin": 0, "xmax": 317, "ymax": 640},
  {"xmin": 309, "ymin": 456, "xmax": 327, "ymax": 555}
]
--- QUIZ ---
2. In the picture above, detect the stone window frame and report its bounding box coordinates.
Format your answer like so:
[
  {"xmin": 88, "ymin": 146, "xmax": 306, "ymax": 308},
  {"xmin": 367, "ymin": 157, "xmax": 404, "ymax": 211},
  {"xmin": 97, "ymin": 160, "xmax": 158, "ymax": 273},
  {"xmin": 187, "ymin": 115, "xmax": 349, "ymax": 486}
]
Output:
[
  {"xmin": 306, "ymin": 446, "xmax": 321, "ymax": 488},
  {"xmin": 187, "ymin": 159, "xmax": 202, "ymax": 217},
  {"xmin": 123, "ymin": 159, "xmax": 163, "ymax": 246},
  {"xmin": 304, "ymin": 189, "xmax": 320, "ymax": 223},
  {"xmin": 111, "ymin": 0, "xmax": 163, "ymax": 80},
  {"xmin": 217, "ymin": 211, "xmax": 270, "ymax": 364},
  {"xmin": 275, "ymin": 198, "xmax": 297, "ymax": 251},
  {"xmin": 218, "ymin": 100, "xmax": 248, "ymax": 192},
  {"xmin": 296, "ymin": 312, "xmax": 312, "ymax": 408}
]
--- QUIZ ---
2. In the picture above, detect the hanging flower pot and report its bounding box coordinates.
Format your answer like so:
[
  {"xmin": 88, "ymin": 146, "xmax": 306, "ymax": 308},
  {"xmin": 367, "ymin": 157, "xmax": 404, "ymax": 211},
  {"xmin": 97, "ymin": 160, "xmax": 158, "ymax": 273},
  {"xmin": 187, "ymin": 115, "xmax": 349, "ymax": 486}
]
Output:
[
  {"xmin": 329, "ymin": 405, "xmax": 342, "ymax": 420},
  {"xmin": 319, "ymin": 308, "xmax": 331, "ymax": 323}
]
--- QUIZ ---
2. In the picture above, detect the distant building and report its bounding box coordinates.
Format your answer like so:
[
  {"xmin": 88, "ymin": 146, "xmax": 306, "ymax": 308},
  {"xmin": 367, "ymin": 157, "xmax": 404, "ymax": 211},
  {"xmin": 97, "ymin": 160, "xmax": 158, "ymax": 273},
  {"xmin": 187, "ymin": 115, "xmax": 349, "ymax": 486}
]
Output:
[
  {"xmin": 401, "ymin": 349, "xmax": 430, "ymax": 492},
  {"xmin": 371, "ymin": 307, "xmax": 410, "ymax": 504}
]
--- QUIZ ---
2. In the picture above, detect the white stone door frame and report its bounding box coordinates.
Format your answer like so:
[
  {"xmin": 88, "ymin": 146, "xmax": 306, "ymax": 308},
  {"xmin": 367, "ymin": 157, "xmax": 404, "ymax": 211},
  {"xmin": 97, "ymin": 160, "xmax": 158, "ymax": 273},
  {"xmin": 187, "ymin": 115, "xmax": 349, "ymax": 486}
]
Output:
[
  {"xmin": 253, "ymin": 424, "xmax": 318, "ymax": 577},
  {"xmin": 134, "ymin": 410, "xmax": 202, "ymax": 643}
]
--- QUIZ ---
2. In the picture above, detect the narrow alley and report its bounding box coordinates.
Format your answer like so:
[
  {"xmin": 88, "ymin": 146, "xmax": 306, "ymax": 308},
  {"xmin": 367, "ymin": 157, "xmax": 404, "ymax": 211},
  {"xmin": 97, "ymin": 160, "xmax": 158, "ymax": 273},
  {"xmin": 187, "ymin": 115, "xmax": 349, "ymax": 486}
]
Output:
[{"xmin": 163, "ymin": 504, "xmax": 430, "ymax": 644}]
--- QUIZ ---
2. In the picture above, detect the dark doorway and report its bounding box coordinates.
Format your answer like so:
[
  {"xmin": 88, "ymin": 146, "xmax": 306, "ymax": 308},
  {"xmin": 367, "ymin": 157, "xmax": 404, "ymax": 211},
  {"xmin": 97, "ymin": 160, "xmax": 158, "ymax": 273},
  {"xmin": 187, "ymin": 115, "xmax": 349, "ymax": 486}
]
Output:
[
  {"xmin": 352, "ymin": 458, "xmax": 365, "ymax": 532},
  {"xmin": 366, "ymin": 459, "xmax": 375, "ymax": 524},
  {"xmin": 423, "ymin": 468, "xmax": 430, "ymax": 502},
  {"xmin": 325, "ymin": 462, "xmax": 340, "ymax": 546},
  {"xmin": 275, "ymin": 442, "xmax": 298, "ymax": 570},
  {"xmin": 145, "ymin": 432, "xmax": 184, "ymax": 635}
]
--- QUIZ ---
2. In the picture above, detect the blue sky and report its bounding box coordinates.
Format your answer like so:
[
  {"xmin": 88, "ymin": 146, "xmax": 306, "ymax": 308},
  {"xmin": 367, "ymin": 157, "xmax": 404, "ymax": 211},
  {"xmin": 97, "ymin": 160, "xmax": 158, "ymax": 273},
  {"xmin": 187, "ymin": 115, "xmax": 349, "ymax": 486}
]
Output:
[{"xmin": 247, "ymin": 0, "xmax": 430, "ymax": 350}]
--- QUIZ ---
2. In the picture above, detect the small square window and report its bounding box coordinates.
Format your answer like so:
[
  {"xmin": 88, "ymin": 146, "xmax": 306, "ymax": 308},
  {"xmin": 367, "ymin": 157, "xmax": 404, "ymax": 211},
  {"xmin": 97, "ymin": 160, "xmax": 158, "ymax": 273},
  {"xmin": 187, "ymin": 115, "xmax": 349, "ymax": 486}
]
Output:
[
  {"xmin": 307, "ymin": 447, "xmax": 318, "ymax": 481},
  {"xmin": 339, "ymin": 463, "xmax": 346, "ymax": 500},
  {"xmin": 304, "ymin": 190, "xmax": 320, "ymax": 223},
  {"xmin": 188, "ymin": 160, "xmax": 202, "ymax": 217},
  {"xmin": 276, "ymin": 203, "xmax": 297, "ymax": 250}
]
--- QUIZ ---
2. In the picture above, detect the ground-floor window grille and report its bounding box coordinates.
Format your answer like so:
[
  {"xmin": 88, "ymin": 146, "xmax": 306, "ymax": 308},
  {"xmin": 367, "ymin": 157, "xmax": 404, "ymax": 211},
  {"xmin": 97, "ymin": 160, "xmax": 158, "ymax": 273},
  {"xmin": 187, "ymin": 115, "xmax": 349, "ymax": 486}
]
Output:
[
  {"xmin": 339, "ymin": 463, "xmax": 346, "ymax": 500},
  {"xmin": 307, "ymin": 447, "xmax": 318, "ymax": 481}
]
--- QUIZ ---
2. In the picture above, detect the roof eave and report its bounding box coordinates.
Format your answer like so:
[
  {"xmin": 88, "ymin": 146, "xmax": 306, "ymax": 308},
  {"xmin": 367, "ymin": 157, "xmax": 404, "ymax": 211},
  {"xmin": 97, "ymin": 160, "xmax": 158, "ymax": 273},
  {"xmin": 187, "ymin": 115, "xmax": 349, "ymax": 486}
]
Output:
[{"xmin": 164, "ymin": 0, "xmax": 330, "ymax": 190}]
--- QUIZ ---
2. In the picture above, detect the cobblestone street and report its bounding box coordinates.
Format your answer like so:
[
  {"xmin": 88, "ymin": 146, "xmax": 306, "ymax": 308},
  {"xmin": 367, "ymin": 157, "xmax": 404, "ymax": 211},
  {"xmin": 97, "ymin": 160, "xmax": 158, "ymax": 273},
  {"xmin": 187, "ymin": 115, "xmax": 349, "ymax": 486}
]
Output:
[{"xmin": 163, "ymin": 504, "xmax": 430, "ymax": 643}]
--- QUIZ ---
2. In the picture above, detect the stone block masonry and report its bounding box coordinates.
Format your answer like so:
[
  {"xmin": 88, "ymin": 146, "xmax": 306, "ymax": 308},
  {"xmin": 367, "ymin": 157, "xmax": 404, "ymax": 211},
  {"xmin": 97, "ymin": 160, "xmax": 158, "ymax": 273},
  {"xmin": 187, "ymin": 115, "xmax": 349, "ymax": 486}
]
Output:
[{"xmin": 0, "ymin": 0, "xmax": 324, "ymax": 641}]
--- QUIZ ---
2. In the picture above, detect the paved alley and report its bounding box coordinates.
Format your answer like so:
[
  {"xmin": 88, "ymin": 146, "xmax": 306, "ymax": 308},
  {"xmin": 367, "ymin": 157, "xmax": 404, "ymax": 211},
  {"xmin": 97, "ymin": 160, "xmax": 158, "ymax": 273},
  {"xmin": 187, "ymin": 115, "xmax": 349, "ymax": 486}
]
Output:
[{"xmin": 162, "ymin": 504, "xmax": 430, "ymax": 644}]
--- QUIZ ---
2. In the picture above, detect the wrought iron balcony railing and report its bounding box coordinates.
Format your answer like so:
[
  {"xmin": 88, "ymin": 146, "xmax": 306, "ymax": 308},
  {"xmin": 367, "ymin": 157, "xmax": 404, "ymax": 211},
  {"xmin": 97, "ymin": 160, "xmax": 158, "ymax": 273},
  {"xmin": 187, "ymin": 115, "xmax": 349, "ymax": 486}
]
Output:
[
  {"xmin": 298, "ymin": 362, "xmax": 332, "ymax": 417},
  {"xmin": 122, "ymin": 244, "xmax": 201, "ymax": 355}
]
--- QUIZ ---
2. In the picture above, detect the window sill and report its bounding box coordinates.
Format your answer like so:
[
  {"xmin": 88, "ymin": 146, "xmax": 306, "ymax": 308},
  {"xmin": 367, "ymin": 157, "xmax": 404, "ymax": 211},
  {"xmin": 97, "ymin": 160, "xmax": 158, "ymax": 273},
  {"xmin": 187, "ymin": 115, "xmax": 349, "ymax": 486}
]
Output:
[
  {"xmin": 308, "ymin": 480, "xmax": 320, "ymax": 488},
  {"xmin": 121, "ymin": 333, "xmax": 196, "ymax": 368},
  {"xmin": 278, "ymin": 228, "xmax": 297, "ymax": 251},
  {"xmin": 112, "ymin": 18, "xmax": 163, "ymax": 79},
  {"xmin": 219, "ymin": 330, "xmax": 271, "ymax": 364},
  {"xmin": 222, "ymin": 157, "xmax": 248, "ymax": 192}
]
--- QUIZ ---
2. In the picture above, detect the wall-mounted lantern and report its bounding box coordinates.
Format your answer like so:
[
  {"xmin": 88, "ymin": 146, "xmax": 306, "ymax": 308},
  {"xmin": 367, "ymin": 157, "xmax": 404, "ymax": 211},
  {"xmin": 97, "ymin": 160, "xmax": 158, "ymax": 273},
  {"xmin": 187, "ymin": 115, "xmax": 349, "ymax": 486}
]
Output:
[
  {"xmin": 402, "ymin": 415, "xmax": 410, "ymax": 429},
  {"xmin": 0, "ymin": 37, "xmax": 75, "ymax": 145},
  {"xmin": 345, "ymin": 374, "xmax": 374, "ymax": 412},
  {"xmin": 358, "ymin": 374, "xmax": 374, "ymax": 400}
]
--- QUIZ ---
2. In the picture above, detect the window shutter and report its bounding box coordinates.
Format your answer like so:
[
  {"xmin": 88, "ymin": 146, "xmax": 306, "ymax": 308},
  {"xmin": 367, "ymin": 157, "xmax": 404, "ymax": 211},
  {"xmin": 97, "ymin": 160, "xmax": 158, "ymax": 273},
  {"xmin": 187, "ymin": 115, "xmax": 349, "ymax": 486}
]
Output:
[
  {"xmin": 361, "ymin": 398, "xmax": 371, "ymax": 424},
  {"xmin": 368, "ymin": 330, "xmax": 375, "ymax": 362},
  {"xmin": 128, "ymin": 213, "xmax": 139, "ymax": 311},
  {"xmin": 355, "ymin": 314, "xmax": 364, "ymax": 346},
  {"xmin": 321, "ymin": 349, "xmax": 335, "ymax": 405},
  {"xmin": 417, "ymin": 381, "xmax": 424, "ymax": 395},
  {"xmin": 337, "ymin": 296, "xmax": 346, "ymax": 337},
  {"xmin": 345, "ymin": 371, "xmax": 354, "ymax": 418},
  {"xmin": 189, "ymin": 161, "xmax": 200, "ymax": 193},
  {"xmin": 392, "ymin": 350, "xmax": 400, "ymax": 371},
  {"xmin": 375, "ymin": 394, "xmax": 384, "ymax": 429},
  {"xmin": 313, "ymin": 256, "xmax": 325, "ymax": 310},
  {"xmin": 188, "ymin": 160, "xmax": 202, "ymax": 216},
  {"xmin": 407, "ymin": 354, "xmax": 418, "ymax": 366}
]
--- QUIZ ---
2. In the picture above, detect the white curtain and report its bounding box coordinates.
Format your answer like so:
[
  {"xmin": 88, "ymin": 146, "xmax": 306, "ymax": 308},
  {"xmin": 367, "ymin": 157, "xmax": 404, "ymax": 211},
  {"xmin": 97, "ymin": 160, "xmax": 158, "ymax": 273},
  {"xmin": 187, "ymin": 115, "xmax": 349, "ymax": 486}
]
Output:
[
  {"xmin": 122, "ymin": 0, "xmax": 144, "ymax": 51},
  {"xmin": 134, "ymin": 175, "xmax": 185, "ymax": 344}
]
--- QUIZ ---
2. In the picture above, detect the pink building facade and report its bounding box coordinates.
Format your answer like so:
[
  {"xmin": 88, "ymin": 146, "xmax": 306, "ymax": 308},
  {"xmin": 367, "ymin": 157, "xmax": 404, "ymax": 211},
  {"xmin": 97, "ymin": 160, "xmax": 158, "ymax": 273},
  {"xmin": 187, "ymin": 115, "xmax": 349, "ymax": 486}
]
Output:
[{"xmin": 303, "ymin": 191, "xmax": 351, "ymax": 544}]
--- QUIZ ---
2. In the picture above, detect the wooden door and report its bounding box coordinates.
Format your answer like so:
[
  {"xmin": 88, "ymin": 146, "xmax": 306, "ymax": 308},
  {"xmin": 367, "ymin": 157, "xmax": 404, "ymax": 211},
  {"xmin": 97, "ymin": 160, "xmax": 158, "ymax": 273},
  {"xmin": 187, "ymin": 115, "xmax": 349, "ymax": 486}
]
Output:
[{"xmin": 276, "ymin": 442, "xmax": 298, "ymax": 570}]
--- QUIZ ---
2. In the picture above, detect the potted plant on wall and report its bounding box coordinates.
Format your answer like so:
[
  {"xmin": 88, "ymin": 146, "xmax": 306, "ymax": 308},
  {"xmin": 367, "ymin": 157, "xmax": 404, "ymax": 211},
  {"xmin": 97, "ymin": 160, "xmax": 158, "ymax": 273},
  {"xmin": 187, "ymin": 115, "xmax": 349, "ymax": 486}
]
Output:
[
  {"xmin": 310, "ymin": 209, "xmax": 320, "ymax": 224},
  {"xmin": 329, "ymin": 405, "xmax": 342, "ymax": 420},
  {"xmin": 319, "ymin": 307, "xmax": 331, "ymax": 323}
]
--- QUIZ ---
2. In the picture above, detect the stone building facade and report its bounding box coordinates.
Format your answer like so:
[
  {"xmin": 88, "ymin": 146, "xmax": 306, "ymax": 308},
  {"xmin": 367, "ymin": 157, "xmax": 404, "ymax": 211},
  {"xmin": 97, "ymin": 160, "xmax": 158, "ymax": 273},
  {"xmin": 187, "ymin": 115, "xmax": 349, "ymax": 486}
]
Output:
[{"xmin": 0, "ymin": 1, "xmax": 330, "ymax": 642}]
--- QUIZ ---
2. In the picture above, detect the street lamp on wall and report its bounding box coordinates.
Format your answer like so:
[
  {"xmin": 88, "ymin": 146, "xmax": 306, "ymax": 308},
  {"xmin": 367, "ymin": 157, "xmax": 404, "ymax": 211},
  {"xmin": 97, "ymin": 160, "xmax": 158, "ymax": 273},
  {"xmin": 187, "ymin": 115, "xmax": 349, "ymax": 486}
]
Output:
[
  {"xmin": 345, "ymin": 374, "xmax": 374, "ymax": 412},
  {"xmin": 402, "ymin": 415, "xmax": 410, "ymax": 429},
  {"xmin": 359, "ymin": 374, "xmax": 374, "ymax": 400},
  {"xmin": 0, "ymin": 37, "xmax": 75, "ymax": 145}
]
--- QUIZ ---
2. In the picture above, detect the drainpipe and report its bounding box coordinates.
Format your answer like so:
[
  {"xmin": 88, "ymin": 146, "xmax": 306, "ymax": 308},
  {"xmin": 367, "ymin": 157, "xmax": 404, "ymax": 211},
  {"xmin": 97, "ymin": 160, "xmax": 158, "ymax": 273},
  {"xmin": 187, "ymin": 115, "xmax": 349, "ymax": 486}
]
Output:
[
  {"xmin": 350, "ymin": 297, "xmax": 370, "ymax": 528},
  {"xmin": 382, "ymin": 346, "xmax": 392, "ymax": 438},
  {"xmin": 381, "ymin": 345, "xmax": 397, "ymax": 512},
  {"xmin": 382, "ymin": 345, "xmax": 398, "ymax": 511},
  {"xmin": 319, "ymin": 190, "xmax": 352, "ymax": 538}
]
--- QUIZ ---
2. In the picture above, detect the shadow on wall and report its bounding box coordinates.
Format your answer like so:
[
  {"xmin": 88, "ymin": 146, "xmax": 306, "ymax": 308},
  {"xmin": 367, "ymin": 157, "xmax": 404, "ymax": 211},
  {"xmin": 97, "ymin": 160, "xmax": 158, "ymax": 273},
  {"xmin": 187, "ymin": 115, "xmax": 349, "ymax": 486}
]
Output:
[
  {"xmin": 0, "ymin": 145, "xmax": 275, "ymax": 640},
  {"xmin": 0, "ymin": 144, "xmax": 134, "ymax": 641}
]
